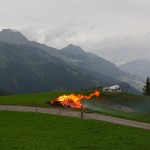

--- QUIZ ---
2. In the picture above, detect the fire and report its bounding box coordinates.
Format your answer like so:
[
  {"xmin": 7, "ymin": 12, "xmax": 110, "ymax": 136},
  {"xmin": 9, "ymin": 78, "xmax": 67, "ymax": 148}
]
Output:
[{"xmin": 50, "ymin": 90, "xmax": 100, "ymax": 108}]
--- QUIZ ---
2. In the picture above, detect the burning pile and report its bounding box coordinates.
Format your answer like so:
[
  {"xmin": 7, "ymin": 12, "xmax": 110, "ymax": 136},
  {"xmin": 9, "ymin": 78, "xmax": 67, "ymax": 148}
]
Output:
[{"xmin": 50, "ymin": 90, "xmax": 100, "ymax": 109}]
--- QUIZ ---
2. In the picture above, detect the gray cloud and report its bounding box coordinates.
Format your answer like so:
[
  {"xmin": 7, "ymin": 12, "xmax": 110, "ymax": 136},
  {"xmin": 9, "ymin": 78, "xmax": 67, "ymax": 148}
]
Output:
[
  {"xmin": 92, "ymin": 34, "xmax": 150, "ymax": 65},
  {"xmin": 0, "ymin": 0, "xmax": 150, "ymax": 64}
]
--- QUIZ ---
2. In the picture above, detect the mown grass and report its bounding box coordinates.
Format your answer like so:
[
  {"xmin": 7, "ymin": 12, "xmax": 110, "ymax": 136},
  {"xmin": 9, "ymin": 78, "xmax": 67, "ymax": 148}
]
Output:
[
  {"xmin": 0, "ymin": 111, "xmax": 149, "ymax": 150},
  {"xmin": 0, "ymin": 92, "xmax": 60, "ymax": 107}
]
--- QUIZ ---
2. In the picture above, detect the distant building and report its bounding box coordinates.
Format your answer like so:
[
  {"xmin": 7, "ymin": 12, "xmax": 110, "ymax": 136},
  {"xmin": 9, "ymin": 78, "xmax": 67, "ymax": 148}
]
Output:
[{"xmin": 103, "ymin": 85, "xmax": 122, "ymax": 92}]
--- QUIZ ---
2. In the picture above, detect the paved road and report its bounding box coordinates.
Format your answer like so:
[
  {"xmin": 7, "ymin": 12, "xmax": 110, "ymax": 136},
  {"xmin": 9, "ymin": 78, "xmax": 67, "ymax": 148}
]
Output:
[{"xmin": 0, "ymin": 105, "xmax": 150, "ymax": 130}]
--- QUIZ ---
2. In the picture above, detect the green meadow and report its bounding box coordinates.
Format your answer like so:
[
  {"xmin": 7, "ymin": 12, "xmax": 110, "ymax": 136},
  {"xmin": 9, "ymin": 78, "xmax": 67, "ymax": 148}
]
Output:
[
  {"xmin": 0, "ymin": 111, "xmax": 149, "ymax": 150},
  {"xmin": 0, "ymin": 91, "xmax": 91, "ymax": 106}
]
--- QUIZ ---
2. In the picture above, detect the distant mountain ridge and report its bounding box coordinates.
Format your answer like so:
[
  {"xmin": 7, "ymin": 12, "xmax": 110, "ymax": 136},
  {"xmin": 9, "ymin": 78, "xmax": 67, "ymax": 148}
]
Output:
[
  {"xmin": 60, "ymin": 44, "xmax": 143, "ymax": 92},
  {"xmin": 0, "ymin": 29, "xmax": 29, "ymax": 45},
  {"xmin": 0, "ymin": 40, "xmax": 99, "ymax": 93},
  {"xmin": 119, "ymin": 60, "xmax": 150, "ymax": 79},
  {"xmin": 0, "ymin": 29, "xmax": 141, "ymax": 93}
]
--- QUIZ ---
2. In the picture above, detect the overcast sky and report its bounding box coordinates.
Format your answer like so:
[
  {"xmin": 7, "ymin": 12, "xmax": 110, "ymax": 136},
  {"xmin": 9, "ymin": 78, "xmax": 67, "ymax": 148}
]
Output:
[{"xmin": 0, "ymin": 0, "xmax": 150, "ymax": 64}]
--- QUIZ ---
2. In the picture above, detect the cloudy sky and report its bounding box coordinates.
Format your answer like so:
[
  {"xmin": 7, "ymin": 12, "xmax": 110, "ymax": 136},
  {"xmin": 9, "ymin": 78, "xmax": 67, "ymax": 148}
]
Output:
[{"xmin": 0, "ymin": 0, "xmax": 150, "ymax": 64}]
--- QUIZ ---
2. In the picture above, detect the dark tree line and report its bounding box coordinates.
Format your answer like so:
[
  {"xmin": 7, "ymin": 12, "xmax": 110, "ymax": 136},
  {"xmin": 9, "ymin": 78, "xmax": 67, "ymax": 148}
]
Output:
[{"xmin": 142, "ymin": 77, "xmax": 150, "ymax": 96}]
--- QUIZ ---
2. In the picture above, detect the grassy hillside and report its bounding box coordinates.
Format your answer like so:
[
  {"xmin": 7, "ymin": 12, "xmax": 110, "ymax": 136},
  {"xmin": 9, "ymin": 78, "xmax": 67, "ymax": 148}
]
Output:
[
  {"xmin": 0, "ymin": 92, "xmax": 62, "ymax": 106},
  {"xmin": 0, "ymin": 91, "xmax": 150, "ymax": 122},
  {"xmin": 83, "ymin": 92, "xmax": 150, "ymax": 122},
  {"xmin": 0, "ymin": 111, "xmax": 149, "ymax": 150}
]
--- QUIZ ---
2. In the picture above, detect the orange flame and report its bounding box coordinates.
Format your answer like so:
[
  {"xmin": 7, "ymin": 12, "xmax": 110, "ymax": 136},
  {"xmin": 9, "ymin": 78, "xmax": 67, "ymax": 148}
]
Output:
[{"xmin": 50, "ymin": 90, "xmax": 100, "ymax": 108}]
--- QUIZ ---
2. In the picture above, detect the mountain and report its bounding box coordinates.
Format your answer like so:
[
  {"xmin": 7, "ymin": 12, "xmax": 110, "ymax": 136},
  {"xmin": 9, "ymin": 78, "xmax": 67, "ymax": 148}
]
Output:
[
  {"xmin": 0, "ymin": 41, "xmax": 100, "ymax": 93},
  {"xmin": 0, "ymin": 29, "xmax": 29, "ymax": 45},
  {"xmin": 0, "ymin": 29, "xmax": 68, "ymax": 61},
  {"xmin": 0, "ymin": 29, "xmax": 117, "ymax": 85},
  {"xmin": 35, "ymin": 42, "xmax": 140, "ymax": 93},
  {"xmin": 60, "ymin": 44, "xmax": 143, "ymax": 92},
  {"xmin": 0, "ymin": 29, "xmax": 140, "ymax": 93},
  {"xmin": 61, "ymin": 44, "xmax": 125, "ymax": 77},
  {"xmin": 119, "ymin": 60, "xmax": 150, "ymax": 79}
]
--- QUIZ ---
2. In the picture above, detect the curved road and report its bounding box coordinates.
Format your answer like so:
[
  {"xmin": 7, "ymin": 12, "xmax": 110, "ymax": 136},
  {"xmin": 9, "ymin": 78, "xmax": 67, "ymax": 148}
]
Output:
[{"xmin": 0, "ymin": 105, "xmax": 150, "ymax": 130}]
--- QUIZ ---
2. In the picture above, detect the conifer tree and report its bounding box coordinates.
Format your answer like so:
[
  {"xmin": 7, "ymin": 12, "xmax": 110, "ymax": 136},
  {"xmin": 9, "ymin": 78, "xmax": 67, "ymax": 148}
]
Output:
[{"xmin": 142, "ymin": 77, "xmax": 150, "ymax": 96}]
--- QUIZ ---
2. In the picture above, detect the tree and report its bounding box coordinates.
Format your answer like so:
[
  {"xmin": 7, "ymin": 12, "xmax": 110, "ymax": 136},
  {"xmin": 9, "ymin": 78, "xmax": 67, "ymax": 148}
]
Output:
[{"xmin": 142, "ymin": 77, "xmax": 150, "ymax": 96}]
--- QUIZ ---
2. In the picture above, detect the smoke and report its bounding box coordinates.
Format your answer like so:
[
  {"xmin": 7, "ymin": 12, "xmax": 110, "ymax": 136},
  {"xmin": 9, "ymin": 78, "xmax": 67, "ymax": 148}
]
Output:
[{"xmin": 82, "ymin": 96, "xmax": 150, "ymax": 116}]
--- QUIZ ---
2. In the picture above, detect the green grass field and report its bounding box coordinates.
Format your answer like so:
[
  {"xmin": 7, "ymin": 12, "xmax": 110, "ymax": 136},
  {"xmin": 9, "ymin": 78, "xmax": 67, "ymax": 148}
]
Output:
[
  {"xmin": 0, "ymin": 91, "xmax": 149, "ymax": 122},
  {"xmin": 0, "ymin": 92, "xmax": 59, "ymax": 107},
  {"xmin": 0, "ymin": 111, "xmax": 149, "ymax": 150},
  {"xmin": 0, "ymin": 91, "xmax": 91, "ymax": 106}
]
